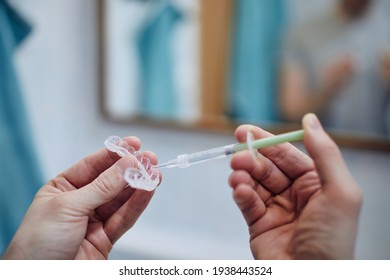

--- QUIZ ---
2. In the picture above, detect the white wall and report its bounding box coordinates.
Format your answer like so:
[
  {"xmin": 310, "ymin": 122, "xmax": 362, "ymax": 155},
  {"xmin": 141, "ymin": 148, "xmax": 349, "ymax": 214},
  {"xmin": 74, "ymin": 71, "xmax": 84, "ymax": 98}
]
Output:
[{"xmin": 10, "ymin": 0, "xmax": 390, "ymax": 259}]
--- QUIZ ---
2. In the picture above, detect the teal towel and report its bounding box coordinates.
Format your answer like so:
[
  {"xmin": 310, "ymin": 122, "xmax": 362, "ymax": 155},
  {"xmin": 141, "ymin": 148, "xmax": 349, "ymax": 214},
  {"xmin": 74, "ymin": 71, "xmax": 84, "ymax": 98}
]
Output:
[
  {"xmin": 228, "ymin": 0, "xmax": 285, "ymax": 123},
  {"xmin": 137, "ymin": 2, "xmax": 181, "ymax": 119},
  {"xmin": 0, "ymin": 0, "xmax": 43, "ymax": 254}
]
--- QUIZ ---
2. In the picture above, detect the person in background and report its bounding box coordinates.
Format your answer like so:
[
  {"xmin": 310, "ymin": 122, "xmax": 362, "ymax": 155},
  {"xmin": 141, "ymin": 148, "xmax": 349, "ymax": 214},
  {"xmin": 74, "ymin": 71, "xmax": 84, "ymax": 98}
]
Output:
[
  {"xmin": 2, "ymin": 136, "xmax": 160, "ymax": 260},
  {"xmin": 229, "ymin": 113, "xmax": 362, "ymax": 259},
  {"xmin": 279, "ymin": 0, "xmax": 390, "ymax": 137}
]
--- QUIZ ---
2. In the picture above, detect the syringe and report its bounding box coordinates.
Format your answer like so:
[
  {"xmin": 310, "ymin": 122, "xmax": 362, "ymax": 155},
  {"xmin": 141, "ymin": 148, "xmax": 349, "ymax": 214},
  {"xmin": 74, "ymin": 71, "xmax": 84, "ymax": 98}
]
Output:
[{"xmin": 155, "ymin": 129, "xmax": 304, "ymax": 169}]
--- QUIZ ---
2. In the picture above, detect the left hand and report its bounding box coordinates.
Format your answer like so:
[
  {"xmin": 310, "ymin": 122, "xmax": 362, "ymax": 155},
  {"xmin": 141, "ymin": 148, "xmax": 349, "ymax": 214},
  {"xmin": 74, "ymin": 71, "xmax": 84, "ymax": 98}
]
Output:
[{"xmin": 3, "ymin": 136, "xmax": 160, "ymax": 259}]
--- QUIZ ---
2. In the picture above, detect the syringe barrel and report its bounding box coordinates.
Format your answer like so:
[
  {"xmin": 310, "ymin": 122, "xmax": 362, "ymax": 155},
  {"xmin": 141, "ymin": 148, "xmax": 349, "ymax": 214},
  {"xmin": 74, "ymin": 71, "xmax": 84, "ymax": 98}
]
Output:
[{"xmin": 176, "ymin": 144, "xmax": 235, "ymax": 168}]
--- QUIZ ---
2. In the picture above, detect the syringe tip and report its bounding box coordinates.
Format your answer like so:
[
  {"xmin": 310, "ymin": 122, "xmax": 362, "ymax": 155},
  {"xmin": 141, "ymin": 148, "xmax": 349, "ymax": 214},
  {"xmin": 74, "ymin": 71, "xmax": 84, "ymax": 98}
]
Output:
[
  {"xmin": 154, "ymin": 162, "xmax": 171, "ymax": 169},
  {"xmin": 154, "ymin": 155, "xmax": 190, "ymax": 169},
  {"xmin": 154, "ymin": 158, "xmax": 182, "ymax": 169}
]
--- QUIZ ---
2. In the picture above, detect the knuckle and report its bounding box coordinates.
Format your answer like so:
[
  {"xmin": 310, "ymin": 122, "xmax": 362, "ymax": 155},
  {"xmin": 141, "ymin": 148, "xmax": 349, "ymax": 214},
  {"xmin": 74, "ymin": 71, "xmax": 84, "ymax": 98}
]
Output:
[{"xmin": 93, "ymin": 173, "xmax": 120, "ymax": 199}]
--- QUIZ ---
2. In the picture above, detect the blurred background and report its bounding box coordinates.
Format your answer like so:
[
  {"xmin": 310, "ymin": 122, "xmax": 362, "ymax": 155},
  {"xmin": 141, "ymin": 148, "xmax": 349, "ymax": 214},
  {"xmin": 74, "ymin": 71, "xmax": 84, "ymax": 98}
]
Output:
[{"xmin": 1, "ymin": 0, "xmax": 389, "ymax": 259}]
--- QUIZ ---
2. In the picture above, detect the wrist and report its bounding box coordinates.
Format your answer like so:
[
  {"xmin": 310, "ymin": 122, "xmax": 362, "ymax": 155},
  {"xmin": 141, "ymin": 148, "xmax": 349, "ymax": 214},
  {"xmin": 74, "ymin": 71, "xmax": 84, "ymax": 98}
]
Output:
[{"xmin": 2, "ymin": 240, "xmax": 27, "ymax": 260}]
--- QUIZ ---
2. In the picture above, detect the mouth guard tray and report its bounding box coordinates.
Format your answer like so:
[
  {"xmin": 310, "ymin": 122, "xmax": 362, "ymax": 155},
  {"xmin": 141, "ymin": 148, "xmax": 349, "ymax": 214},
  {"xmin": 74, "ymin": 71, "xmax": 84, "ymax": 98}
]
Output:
[{"xmin": 104, "ymin": 136, "xmax": 160, "ymax": 191}]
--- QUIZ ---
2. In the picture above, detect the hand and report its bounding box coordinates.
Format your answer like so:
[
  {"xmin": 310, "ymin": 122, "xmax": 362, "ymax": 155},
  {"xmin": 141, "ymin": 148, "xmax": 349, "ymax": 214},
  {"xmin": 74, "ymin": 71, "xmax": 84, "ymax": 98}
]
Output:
[
  {"xmin": 228, "ymin": 114, "xmax": 362, "ymax": 259},
  {"xmin": 2, "ymin": 137, "xmax": 160, "ymax": 260},
  {"xmin": 380, "ymin": 53, "xmax": 390, "ymax": 86},
  {"xmin": 320, "ymin": 56, "xmax": 354, "ymax": 96}
]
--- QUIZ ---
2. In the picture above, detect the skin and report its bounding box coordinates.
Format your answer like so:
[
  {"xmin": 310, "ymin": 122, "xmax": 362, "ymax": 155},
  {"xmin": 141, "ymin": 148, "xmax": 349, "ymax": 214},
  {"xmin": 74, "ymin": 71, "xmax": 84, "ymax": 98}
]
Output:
[
  {"xmin": 1, "ymin": 115, "xmax": 365, "ymax": 260},
  {"xmin": 2, "ymin": 136, "xmax": 160, "ymax": 260},
  {"xmin": 381, "ymin": 53, "xmax": 390, "ymax": 86},
  {"xmin": 229, "ymin": 113, "xmax": 362, "ymax": 259}
]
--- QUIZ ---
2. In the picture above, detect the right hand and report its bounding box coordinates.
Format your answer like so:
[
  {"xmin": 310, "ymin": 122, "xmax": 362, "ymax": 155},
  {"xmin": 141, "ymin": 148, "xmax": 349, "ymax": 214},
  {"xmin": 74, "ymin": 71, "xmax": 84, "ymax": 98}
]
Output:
[{"xmin": 229, "ymin": 113, "xmax": 362, "ymax": 259}]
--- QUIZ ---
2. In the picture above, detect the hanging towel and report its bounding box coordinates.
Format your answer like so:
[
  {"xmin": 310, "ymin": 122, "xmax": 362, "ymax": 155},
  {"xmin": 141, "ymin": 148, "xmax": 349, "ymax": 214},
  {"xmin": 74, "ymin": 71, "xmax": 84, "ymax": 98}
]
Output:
[
  {"xmin": 136, "ymin": 1, "xmax": 182, "ymax": 119},
  {"xmin": 0, "ymin": 0, "xmax": 43, "ymax": 254},
  {"xmin": 228, "ymin": 0, "xmax": 285, "ymax": 124}
]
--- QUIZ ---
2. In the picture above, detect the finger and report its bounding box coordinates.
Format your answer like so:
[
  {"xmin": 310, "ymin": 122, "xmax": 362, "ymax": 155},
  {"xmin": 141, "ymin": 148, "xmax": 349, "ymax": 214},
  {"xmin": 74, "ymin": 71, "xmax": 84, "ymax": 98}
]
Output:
[
  {"xmin": 104, "ymin": 189, "xmax": 155, "ymax": 244},
  {"xmin": 235, "ymin": 125, "xmax": 313, "ymax": 179},
  {"xmin": 59, "ymin": 136, "xmax": 141, "ymax": 189},
  {"xmin": 231, "ymin": 151, "xmax": 291, "ymax": 194},
  {"xmin": 137, "ymin": 150, "xmax": 159, "ymax": 170},
  {"xmin": 95, "ymin": 150, "xmax": 161, "ymax": 220},
  {"xmin": 233, "ymin": 185, "xmax": 296, "ymax": 237},
  {"xmin": 229, "ymin": 169, "xmax": 256, "ymax": 189},
  {"xmin": 95, "ymin": 187, "xmax": 136, "ymax": 221},
  {"xmin": 232, "ymin": 184, "xmax": 266, "ymax": 227},
  {"xmin": 229, "ymin": 170, "xmax": 272, "ymax": 202},
  {"xmin": 76, "ymin": 156, "xmax": 138, "ymax": 211},
  {"xmin": 302, "ymin": 113, "xmax": 359, "ymax": 197},
  {"xmin": 141, "ymin": 151, "xmax": 158, "ymax": 165}
]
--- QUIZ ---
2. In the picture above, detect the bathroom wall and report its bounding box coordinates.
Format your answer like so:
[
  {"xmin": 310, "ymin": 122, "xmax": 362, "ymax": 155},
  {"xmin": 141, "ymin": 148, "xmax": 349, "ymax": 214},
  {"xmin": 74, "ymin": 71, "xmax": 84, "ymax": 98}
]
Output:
[{"xmin": 10, "ymin": 0, "xmax": 390, "ymax": 259}]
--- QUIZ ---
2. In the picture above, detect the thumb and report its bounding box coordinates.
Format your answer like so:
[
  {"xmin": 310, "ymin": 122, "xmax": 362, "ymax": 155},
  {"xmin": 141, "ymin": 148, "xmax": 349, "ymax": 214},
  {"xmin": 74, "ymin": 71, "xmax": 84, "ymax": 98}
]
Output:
[
  {"xmin": 75, "ymin": 156, "xmax": 136, "ymax": 211},
  {"xmin": 302, "ymin": 113, "xmax": 356, "ymax": 195}
]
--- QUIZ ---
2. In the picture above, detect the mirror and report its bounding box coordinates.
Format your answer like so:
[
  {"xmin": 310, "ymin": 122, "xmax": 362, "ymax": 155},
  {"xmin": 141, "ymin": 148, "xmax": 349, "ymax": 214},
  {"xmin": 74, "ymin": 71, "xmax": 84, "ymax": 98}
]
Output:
[{"xmin": 98, "ymin": 0, "xmax": 390, "ymax": 151}]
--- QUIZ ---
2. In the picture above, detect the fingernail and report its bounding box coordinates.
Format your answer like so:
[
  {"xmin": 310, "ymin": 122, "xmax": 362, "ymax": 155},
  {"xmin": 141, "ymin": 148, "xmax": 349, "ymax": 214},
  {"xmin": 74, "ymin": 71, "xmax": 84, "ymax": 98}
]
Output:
[{"xmin": 306, "ymin": 113, "xmax": 322, "ymax": 131}]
